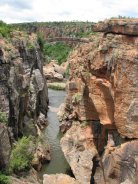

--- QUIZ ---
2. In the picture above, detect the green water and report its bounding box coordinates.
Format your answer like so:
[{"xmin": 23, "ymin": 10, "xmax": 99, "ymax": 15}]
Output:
[{"xmin": 41, "ymin": 89, "xmax": 70, "ymax": 175}]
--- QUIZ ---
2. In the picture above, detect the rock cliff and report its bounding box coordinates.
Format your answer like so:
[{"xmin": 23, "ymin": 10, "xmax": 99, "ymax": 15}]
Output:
[
  {"xmin": 60, "ymin": 19, "xmax": 138, "ymax": 184},
  {"xmin": 0, "ymin": 31, "xmax": 49, "ymax": 171}
]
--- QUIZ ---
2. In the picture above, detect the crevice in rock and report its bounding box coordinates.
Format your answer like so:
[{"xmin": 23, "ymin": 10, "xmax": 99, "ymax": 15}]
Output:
[{"xmin": 90, "ymin": 156, "xmax": 100, "ymax": 184}]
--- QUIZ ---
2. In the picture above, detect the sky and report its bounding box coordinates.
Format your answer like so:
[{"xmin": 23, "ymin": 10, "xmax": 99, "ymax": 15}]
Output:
[{"xmin": 0, "ymin": 0, "xmax": 138, "ymax": 23}]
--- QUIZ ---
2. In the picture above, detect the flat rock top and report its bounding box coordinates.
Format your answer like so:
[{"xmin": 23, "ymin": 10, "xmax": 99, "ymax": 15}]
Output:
[
  {"xmin": 93, "ymin": 18, "xmax": 138, "ymax": 35},
  {"xmin": 43, "ymin": 174, "xmax": 79, "ymax": 184}
]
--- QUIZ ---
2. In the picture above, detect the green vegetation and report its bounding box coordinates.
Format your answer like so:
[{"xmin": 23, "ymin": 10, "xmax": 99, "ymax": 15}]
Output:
[
  {"xmin": 12, "ymin": 21, "xmax": 94, "ymax": 39},
  {"xmin": 111, "ymin": 15, "xmax": 134, "ymax": 19},
  {"xmin": 43, "ymin": 42, "xmax": 72, "ymax": 65},
  {"xmin": 72, "ymin": 93, "xmax": 82, "ymax": 104},
  {"xmin": 9, "ymin": 136, "xmax": 34, "ymax": 173},
  {"xmin": 48, "ymin": 82, "xmax": 66, "ymax": 90},
  {"xmin": 27, "ymin": 42, "xmax": 35, "ymax": 50},
  {"xmin": 64, "ymin": 64, "xmax": 70, "ymax": 78},
  {"xmin": 0, "ymin": 21, "xmax": 13, "ymax": 38},
  {"xmin": 37, "ymin": 32, "xmax": 45, "ymax": 51},
  {"xmin": 0, "ymin": 172, "xmax": 10, "ymax": 184},
  {"xmin": 0, "ymin": 111, "xmax": 8, "ymax": 124}
]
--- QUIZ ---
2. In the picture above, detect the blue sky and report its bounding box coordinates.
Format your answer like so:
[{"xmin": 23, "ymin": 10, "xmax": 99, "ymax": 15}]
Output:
[{"xmin": 0, "ymin": 0, "xmax": 138, "ymax": 23}]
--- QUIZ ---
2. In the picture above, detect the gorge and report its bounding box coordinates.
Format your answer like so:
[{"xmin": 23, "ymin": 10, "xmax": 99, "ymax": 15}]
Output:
[{"xmin": 0, "ymin": 18, "xmax": 138, "ymax": 184}]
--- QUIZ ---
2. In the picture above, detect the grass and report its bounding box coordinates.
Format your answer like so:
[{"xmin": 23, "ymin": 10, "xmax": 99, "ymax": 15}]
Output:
[{"xmin": 48, "ymin": 82, "xmax": 66, "ymax": 90}]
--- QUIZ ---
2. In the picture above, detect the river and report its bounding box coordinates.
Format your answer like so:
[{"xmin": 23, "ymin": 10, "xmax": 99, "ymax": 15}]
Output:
[{"xmin": 41, "ymin": 89, "xmax": 70, "ymax": 175}]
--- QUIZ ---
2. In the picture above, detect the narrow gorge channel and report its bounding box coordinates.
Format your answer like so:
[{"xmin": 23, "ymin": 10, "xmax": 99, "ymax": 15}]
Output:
[{"xmin": 41, "ymin": 89, "xmax": 70, "ymax": 175}]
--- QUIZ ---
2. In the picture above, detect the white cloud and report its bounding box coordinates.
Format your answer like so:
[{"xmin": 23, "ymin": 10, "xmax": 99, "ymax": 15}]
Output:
[{"xmin": 0, "ymin": 0, "xmax": 138, "ymax": 23}]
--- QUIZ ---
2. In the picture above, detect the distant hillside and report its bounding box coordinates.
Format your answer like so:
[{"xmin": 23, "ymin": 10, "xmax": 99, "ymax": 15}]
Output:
[{"xmin": 12, "ymin": 21, "xmax": 95, "ymax": 39}]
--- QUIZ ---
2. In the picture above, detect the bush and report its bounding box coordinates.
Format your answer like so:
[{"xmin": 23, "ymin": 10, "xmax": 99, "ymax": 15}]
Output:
[
  {"xmin": 43, "ymin": 42, "xmax": 72, "ymax": 65},
  {"xmin": 72, "ymin": 93, "xmax": 82, "ymax": 104},
  {"xmin": 27, "ymin": 42, "xmax": 35, "ymax": 50},
  {"xmin": 10, "ymin": 136, "xmax": 34, "ymax": 173},
  {"xmin": 0, "ymin": 21, "xmax": 12, "ymax": 38},
  {"xmin": 0, "ymin": 172, "xmax": 10, "ymax": 184},
  {"xmin": 0, "ymin": 111, "xmax": 8, "ymax": 124},
  {"xmin": 37, "ymin": 32, "xmax": 45, "ymax": 51}
]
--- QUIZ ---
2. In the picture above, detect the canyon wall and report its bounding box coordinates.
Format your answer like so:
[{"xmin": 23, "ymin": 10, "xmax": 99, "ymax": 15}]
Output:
[
  {"xmin": 60, "ymin": 19, "xmax": 138, "ymax": 184},
  {"xmin": 0, "ymin": 31, "xmax": 49, "ymax": 170},
  {"xmin": 14, "ymin": 22, "xmax": 94, "ymax": 47}
]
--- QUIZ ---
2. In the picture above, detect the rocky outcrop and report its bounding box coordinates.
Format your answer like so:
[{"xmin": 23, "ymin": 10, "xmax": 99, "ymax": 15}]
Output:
[
  {"xmin": 93, "ymin": 18, "xmax": 138, "ymax": 36},
  {"xmin": 0, "ymin": 31, "xmax": 49, "ymax": 170},
  {"xmin": 65, "ymin": 28, "xmax": 138, "ymax": 138},
  {"xmin": 31, "ymin": 136, "xmax": 51, "ymax": 171},
  {"xmin": 11, "ymin": 168, "xmax": 40, "ymax": 184},
  {"xmin": 0, "ymin": 31, "xmax": 48, "ymax": 139},
  {"xmin": 0, "ymin": 124, "xmax": 11, "ymax": 170},
  {"xmin": 102, "ymin": 140, "xmax": 138, "ymax": 184},
  {"xmin": 43, "ymin": 174, "xmax": 79, "ymax": 184},
  {"xmin": 16, "ymin": 22, "xmax": 94, "ymax": 47},
  {"xmin": 60, "ymin": 19, "xmax": 138, "ymax": 184},
  {"xmin": 43, "ymin": 60, "xmax": 68, "ymax": 81},
  {"xmin": 61, "ymin": 122, "xmax": 98, "ymax": 184}
]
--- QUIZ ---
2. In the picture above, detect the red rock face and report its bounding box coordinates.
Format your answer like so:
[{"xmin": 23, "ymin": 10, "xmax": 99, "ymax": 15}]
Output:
[
  {"xmin": 66, "ymin": 22, "xmax": 138, "ymax": 138},
  {"xmin": 93, "ymin": 18, "xmax": 138, "ymax": 36},
  {"xmin": 59, "ymin": 19, "xmax": 138, "ymax": 184}
]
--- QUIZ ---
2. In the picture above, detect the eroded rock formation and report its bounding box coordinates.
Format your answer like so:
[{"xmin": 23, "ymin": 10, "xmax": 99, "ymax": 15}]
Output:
[
  {"xmin": 0, "ymin": 31, "xmax": 49, "ymax": 172},
  {"xmin": 93, "ymin": 18, "xmax": 138, "ymax": 36},
  {"xmin": 0, "ymin": 124, "xmax": 11, "ymax": 169},
  {"xmin": 0, "ymin": 31, "xmax": 48, "ymax": 139},
  {"xmin": 61, "ymin": 122, "xmax": 98, "ymax": 184},
  {"xmin": 60, "ymin": 18, "xmax": 138, "ymax": 184}
]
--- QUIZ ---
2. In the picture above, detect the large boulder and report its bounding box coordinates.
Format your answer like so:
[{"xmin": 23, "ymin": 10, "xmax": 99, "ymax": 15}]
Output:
[
  {"xmin": 61, "ymin": 122, "xmax": 98, "ymax": 184},
  {"xmin": 43, "ymin": 60, "xmax": 68, "ymax": 81}
]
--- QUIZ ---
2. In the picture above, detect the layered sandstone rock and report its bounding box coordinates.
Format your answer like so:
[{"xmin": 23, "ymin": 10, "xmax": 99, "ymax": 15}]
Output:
[
  {"xmin": 60, "ymin": 19, "xmax": 138, "ymax": 184},
  {"xmin": 65, "ymin": 27, "xmax": 138, "ymax": 138},
  {"xmin": 93, "ymin": 18, "xmax": 138, "ymax": 35}
]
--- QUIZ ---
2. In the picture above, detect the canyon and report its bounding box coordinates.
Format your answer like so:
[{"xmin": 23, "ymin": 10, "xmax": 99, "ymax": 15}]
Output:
[
  {"xmin": 59, "ymin": 18, "xmax": 138, "ymax": 184},
  {"xmin": 0, "ymin": 18, "xmax": 138, "ymax": 184}
]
